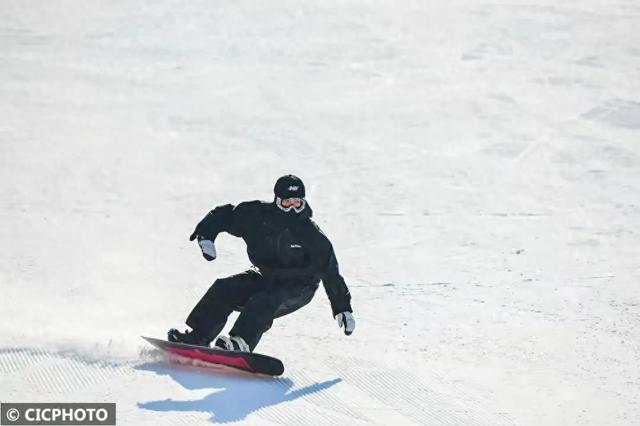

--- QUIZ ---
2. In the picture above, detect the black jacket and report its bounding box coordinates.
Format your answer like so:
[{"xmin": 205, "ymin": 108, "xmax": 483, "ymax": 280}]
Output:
[{"xmin": 191, "ymin": 200, "xmax": 352, "ymax": 316}]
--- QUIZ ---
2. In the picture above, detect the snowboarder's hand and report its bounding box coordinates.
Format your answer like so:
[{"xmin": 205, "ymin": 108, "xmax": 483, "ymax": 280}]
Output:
[
  {"xmin": 335, "ymin": 312, "xmax": 355, "ymax": 336},
  {"xmin": 197, "ymin": 238, "xmax": 217, "ymax": 261}
]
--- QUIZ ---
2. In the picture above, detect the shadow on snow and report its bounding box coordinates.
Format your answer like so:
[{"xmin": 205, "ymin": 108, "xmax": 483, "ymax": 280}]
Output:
[{"xmin": 136, "ymin": 361, "xmax": 341, "ymax": 423}]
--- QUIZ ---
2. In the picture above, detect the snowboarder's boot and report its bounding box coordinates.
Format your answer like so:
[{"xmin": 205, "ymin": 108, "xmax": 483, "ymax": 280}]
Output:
[
  {"xmin": 167, "ymin": 328, "xmax": 209, "ymax": 346},
  {"xmin": 214, "ymin": 335, "xmax": 251, "ymax": 352}
]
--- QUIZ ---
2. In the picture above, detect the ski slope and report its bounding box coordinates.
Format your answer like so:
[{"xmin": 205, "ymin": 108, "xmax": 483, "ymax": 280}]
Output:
[{"xmin": 1, "ymin": 0, "xmax": 639, "ymax": 424}]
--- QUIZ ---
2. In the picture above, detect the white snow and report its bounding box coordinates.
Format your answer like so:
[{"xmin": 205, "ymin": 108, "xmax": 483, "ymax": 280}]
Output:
[{"xmin": 1, "ymin": 0, "xmax": 640, "ymax": 424}]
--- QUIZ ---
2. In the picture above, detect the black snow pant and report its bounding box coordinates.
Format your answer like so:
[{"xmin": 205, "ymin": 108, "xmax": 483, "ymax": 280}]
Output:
[{"xmin": 186, "ymin": 269, "xmax": 319, "ymax": 351}]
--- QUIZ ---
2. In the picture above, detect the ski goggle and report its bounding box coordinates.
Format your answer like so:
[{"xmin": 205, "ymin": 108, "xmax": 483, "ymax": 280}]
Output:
[{"xmin": 276, "ymin": 197, "xmax": 306, "ymax": 213}]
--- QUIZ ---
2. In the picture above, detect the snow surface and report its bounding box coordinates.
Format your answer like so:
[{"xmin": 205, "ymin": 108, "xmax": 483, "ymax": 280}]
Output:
[{"xmin": 1, "ymin": 0, "xmax": 640, "ymax": 424}]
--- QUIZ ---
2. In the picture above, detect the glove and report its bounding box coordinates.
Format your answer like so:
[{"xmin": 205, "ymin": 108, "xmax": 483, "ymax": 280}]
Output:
[
  {"xmin": 335, "ymin": 312, "xmax": 355, "ymax": 336},
  {"xmin": 196, "ymin": 237, "xmax": 216, "ymax": 261}
]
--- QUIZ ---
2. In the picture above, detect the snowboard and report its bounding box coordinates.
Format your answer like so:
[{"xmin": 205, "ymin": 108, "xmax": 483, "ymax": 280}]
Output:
[{"xmin": 142, "ymin": 336, "xmax": 285, "ymax": 376}]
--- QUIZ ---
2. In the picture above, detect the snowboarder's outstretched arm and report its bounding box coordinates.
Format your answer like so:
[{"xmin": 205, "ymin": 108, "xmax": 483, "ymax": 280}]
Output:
[
  {"xmin": 189, "ymin": 202, "xmax": 255, "ymax": 242},
  {"xmin": 188, "ymin": 202, "xmax": 254, "ymax": 260},
  {"xmin": 312, "ymin": 228, "xmax": 355, "ymax": 335},
  {"xmin": 320, "ymin": 247, "xmax": 355, "ymax": 336},
  {"xmin": 320, "ymin": 249, "xmax": 352, "ymax": 315}
]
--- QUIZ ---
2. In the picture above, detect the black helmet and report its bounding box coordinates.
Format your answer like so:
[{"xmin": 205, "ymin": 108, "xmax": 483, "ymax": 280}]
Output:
[{"xmin": 274, "ymin": 175, "xmax": 306, "ymax": 199}]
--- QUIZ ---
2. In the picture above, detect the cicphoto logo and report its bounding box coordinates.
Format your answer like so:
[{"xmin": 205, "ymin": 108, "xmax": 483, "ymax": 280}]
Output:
[{"xmin": 1, "ymin": 403, "xmax": 115, "ymax": 425}]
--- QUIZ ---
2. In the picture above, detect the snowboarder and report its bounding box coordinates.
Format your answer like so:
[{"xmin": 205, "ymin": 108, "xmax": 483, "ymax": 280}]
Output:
[{"xmin": 168, "ymin": 174, "xmax": 355, "ymax": 352}]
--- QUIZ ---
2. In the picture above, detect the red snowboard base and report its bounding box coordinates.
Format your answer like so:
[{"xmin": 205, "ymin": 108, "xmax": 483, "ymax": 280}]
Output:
[{"xmin": 142, "ymin": 336, "xmax": 284, "ymax": 376}]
